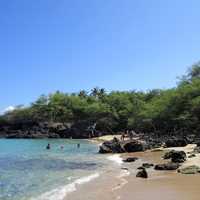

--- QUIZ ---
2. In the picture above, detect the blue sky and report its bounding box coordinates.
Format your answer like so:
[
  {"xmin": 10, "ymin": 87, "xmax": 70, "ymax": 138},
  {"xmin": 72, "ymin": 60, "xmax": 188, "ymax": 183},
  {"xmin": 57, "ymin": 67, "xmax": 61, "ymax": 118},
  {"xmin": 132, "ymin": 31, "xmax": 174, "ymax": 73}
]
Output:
[{"xmin": 0, "ymin": 0, "xmax": 200, "ymax": 111}]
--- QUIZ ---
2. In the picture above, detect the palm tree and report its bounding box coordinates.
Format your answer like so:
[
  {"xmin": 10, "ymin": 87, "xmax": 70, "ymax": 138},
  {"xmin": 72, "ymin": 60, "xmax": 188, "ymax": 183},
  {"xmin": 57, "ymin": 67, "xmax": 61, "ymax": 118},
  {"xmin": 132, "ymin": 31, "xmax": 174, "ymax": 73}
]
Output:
[
  {"xmin": 78, "ymin": 90, "xmax": 88, "ymax": 98},
  {"xmin": 99, "ymin": 88, "xmax": 106, "ymax": 96},
  {"xmin": 188, "ymin": 62, "xmax": 200, "ymax": 80},
  {"xmin": 90, "ymin": 87, "xmax": 99, "ymax": 98}
]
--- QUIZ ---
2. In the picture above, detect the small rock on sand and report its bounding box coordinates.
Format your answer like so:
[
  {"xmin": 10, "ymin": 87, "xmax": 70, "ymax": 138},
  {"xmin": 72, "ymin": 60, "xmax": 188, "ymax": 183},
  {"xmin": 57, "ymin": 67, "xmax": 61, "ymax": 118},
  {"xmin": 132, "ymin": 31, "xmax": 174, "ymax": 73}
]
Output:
[
  {"xmin": 136, "ymin": 168, "xmax": 148, "ymax": 178},
  {"xmin": 178, "ymin": 165, "xmax": 200, "ymax": 174},
  {"xmin": 123, "ymin": 157, "xmax": 138, "ymax": 163}
]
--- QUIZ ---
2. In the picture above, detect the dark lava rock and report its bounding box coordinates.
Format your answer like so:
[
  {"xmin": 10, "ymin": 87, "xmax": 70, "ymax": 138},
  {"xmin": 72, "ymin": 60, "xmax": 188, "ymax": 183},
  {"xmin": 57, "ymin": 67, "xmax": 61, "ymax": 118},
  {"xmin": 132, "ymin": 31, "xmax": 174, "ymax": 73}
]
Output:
[
  {"xmin": 123, "ymin": 157, "xmax": 138, "ymax": 163},
  {"xmin": 171, "ymin": 151, "xmax": 186, "ymax": 163},
  {"xmin": 99, "ymin": 138, "xmax": 147, "ymax": 154},
  {"xmin": 163, "ymin": 150, "xmax": 176, "ymax": 159},
  {"xmin": 136, "ymin": 168, "xmax": 148, "ymax": 178},
  {"xmin": 142, "ymin": 163, "xmax": 154, "ymax": 168},
  {"xmin": 154, "ymin": 163, "xmax": 180, "ymax": 170},
  {"xmin": 165, "ymin": 138, "xmax": 187, "ymax": 148},
  {"xmin": 163, "ymin": 150, "xmax": 186, "ymax": 163},
  {"xmin": 123, "ymin": 140, "xmax": 147, "ymax": 153},
  {"xmin": 99, "ymin": 137, "xmax": 125, "ymax": 154}
]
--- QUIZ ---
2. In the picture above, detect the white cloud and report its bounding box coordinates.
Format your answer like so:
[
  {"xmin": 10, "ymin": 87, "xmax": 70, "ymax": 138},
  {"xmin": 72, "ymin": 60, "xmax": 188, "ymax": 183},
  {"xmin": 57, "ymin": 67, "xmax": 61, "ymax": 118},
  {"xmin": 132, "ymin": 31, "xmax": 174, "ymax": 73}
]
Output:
[{"xmin": 2, "ymin": 106, "xmax": 15, "ymax": 114}]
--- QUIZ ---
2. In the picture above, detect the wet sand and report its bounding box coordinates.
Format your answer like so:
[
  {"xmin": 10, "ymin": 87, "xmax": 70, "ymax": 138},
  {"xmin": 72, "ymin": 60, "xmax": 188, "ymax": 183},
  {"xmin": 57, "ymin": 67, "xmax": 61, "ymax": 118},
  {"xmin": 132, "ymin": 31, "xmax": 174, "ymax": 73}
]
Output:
[{"xmin": 65, "ymin": 147, "xmax": 200, "ymax": 200}]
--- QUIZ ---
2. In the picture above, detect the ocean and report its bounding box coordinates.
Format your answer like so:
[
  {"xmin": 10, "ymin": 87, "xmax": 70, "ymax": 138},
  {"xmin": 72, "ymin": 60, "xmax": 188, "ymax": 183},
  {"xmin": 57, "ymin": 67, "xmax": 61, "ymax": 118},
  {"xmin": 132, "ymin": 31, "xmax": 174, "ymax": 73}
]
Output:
[{"xmin": 0, "ymin": 139, "xmax": 116, "ymax": 200}]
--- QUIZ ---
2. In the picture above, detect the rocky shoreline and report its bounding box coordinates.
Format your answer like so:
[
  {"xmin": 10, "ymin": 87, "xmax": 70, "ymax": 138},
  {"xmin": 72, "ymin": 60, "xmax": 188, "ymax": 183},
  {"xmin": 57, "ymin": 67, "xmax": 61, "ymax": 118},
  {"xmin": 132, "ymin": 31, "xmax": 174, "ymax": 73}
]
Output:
[
  {"xmin": 1, "ymin": 120, "xmax": 199, "ymax": 143},
  {"xmin": 0, "ymin": 121, "xmax": 103, "ymax": 139},
  {"xmin": 98, "ymin": 135, "xmax": 200, "ymax": 176},
  {"xmin": 98, "ymin": 134, "xmax": 198, "ymax": 154},
  {"xmin": 64, "ymin": 142, "xmax": 200, "ymax": 200},
  {"xmin": 1, "ymin": 119, "xmax": 200, "ymax": 176}
]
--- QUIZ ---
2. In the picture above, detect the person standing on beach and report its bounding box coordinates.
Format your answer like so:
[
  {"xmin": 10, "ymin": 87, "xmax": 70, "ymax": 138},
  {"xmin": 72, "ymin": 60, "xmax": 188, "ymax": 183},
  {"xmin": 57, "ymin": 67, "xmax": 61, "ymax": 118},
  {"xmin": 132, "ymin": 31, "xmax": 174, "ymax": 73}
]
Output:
[
  {"xmin": 121, "ymin": 132, "xmax": 125, "ymax": 141},
  {"xmin": 128, "ymin": 130, "xmax": 134, "ymax": 140}
]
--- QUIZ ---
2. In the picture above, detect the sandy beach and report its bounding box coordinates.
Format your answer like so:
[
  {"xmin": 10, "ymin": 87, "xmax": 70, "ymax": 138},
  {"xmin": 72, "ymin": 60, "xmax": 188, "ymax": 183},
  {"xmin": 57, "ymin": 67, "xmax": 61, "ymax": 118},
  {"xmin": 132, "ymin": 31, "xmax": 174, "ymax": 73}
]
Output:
[{"xmin": 65, "ymin": 140, "xmax": 200, "ymax": 200}]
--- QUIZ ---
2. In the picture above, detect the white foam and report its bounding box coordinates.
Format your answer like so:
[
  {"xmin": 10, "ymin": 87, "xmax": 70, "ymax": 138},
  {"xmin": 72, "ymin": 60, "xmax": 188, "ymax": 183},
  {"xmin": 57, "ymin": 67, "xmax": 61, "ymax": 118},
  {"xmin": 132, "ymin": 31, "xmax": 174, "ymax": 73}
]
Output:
[
  {"xmin": 118, "ymin": 169, "xmax": 130, "ymax": 178},
  {"xmin": 31, "ymin": 173, "xmax": 99, "ymax": 200},
  {"xmin": 112, "ymin": 170, "xmax": 130, "ymax": 191},
  {"xmin": 107, "ymin": 154, "xmax": 123, "ymax": 165}
]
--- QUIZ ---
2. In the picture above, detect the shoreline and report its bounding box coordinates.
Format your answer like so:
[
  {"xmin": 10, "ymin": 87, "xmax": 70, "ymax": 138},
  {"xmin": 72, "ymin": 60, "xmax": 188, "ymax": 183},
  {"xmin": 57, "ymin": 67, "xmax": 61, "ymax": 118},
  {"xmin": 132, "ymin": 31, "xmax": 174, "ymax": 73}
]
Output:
[
  {"xmin": 64, "ymin": 142, "xmax": 200, "ymax": 200},
  {"xmin": 16, "ymin": 136, "xmax": 200, "ymax": 200}
]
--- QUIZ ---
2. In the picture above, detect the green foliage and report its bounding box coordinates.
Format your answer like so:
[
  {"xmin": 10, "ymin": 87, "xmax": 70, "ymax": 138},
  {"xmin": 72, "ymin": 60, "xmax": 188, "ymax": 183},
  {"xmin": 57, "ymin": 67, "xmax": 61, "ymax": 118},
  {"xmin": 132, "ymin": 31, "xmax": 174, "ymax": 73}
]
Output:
[{"xmin": 1, "ymin": 62, "xmax": 200, "ymax": 134}]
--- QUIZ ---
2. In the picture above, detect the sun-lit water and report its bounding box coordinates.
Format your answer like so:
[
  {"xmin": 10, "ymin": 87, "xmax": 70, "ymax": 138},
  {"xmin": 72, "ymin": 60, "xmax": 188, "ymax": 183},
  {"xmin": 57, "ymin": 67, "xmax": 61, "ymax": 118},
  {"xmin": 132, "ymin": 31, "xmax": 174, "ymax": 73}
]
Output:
[{"xmin": 0, "ymin": 139, "xmax": 110, "ymax": 200}]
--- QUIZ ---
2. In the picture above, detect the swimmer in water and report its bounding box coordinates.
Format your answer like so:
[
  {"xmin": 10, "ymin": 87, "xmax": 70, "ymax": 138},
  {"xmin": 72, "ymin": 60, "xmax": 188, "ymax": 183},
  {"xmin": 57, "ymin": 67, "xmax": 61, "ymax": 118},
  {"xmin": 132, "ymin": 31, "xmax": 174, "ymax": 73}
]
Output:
[
  {"xmin": 77, "ymin": 143, "xmax": 80, "ymax": 148},
  {"xmin": 60, "ymin": 145, "xmax": 64, "ymax": 149},
  {"xmin": 46, "ymin": 143, "xmax": 51, "ymax": 150}
]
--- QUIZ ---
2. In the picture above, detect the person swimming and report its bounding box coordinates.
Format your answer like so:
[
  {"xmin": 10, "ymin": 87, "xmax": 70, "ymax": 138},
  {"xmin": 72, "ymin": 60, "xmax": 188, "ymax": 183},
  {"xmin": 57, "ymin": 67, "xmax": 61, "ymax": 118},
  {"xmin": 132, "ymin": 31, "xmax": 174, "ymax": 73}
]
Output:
[
  {"xmin": 77, "ymin": 143, "xmax": 80, "ymax": 148},
  {"xmin": 46, "ymin": 143, "xmax": 51, "ymax": 150}
]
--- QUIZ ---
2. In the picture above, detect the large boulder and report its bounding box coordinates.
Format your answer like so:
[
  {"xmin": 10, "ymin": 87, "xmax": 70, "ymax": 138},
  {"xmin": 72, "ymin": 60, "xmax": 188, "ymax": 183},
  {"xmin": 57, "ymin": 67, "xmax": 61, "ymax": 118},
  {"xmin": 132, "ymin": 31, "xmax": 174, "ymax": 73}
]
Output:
[
  {"xmin": 165, "ymin": 138, "xmax": 187, "ymax": 148},
  {"xmin": 123, "ymin": 140, "xmax": 147, "ymax": 152},
  {"xmin": 99, "ymin": 138, "xmax": 148, "ymax": 154},
  {"xmin": 99, "ymin": 137, "xmax": 125, "ymax": 153},
  {"xmin": 154, "ymin": 163, "xmax": 180, "ymax": 170},
  {"xmin": 163, "ymin": 150, "xmax": 186, "ymax": 163}
]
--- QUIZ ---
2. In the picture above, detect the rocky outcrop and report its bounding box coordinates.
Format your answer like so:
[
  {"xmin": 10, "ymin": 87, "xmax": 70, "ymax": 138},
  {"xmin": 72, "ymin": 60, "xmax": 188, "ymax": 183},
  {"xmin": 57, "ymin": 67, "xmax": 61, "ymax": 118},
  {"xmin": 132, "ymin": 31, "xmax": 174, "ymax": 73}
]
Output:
[
  {"xmin": 163, "ymin": 150, "xmax": 186, "ymax": 163},
  {"xmin": 123, "ymin": 140, "xmax": 147, "ymax": 152},
  {"xmin": 99, "ymin": 137, "xmax": 125, "ymax": 153},
  {"xmin": 99, "ymin": 138, "xmax": 147, "ymax": 154},
  {"xmin": 154, "ymin": 163, "xmax": 180, "ymax": 170},
  {"xmin": 165, "ymin": 138, "xmax": 188, "ymax": 148},
  {"xmin": 1, "ymin": 120, "xmax": 200, "ymax": 146},
  {"xmin": 0, "ymin": 121, "xmax": 104, "ymax": 139}
]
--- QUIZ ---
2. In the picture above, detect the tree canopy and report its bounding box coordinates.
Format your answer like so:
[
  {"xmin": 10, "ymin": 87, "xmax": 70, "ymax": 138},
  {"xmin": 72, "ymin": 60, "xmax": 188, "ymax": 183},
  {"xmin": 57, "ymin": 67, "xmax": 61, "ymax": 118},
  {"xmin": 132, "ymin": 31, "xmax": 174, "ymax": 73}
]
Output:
[{"xmin": 1, "ymin": 63, "xmax": 200, "ymax": 135}]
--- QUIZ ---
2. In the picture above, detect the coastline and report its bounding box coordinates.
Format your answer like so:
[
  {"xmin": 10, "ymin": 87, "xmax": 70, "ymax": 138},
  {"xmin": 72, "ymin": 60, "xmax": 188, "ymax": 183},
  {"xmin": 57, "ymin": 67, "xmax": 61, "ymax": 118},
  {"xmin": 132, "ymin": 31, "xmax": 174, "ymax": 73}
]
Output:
[{"xmin": 63, "ymin": 140, "xmax": 200, "ymax": 200}]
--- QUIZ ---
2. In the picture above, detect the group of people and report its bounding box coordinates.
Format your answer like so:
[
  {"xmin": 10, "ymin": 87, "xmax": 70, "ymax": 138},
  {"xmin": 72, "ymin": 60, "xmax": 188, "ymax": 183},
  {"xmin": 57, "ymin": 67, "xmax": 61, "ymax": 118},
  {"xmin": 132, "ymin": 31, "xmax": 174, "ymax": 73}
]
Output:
[
  {"xmin": 121, "ymin": 130, "xmax": 137, "ymax": 141},
  {"xmin": 45, "ymin": 130, "xmax": 136, "ymax": 149},
  {"xmin": 46, "ymin": 143, "xmax": 80, "ymax": 150}
]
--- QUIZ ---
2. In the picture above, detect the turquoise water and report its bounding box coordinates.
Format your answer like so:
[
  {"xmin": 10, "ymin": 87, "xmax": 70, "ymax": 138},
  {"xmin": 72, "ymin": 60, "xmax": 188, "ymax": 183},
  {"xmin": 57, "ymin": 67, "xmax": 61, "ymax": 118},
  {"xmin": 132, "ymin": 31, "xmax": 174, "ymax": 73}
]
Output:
[{"xmin": 0, "ymin": 139, "xmax": 109, "ymax": 200}]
